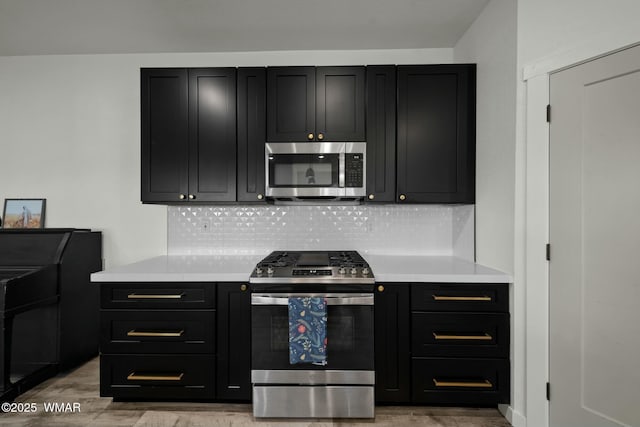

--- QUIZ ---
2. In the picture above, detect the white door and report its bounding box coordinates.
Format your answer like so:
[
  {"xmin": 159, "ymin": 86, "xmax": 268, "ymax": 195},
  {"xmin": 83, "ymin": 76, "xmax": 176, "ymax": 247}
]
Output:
[{"xmin": 549, "ymin": 44, "xmax": 640, "ymax": 427}]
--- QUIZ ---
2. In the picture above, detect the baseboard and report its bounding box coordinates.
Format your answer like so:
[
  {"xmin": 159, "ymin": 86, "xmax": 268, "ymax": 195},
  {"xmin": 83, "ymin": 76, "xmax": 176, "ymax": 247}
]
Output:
[{"xmin": 499, "ymin": 404, "xmax": 527, "ymax": 427}]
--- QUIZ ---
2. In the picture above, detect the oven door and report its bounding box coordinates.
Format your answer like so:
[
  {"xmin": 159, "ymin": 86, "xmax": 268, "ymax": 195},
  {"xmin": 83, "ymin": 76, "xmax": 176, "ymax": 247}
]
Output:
[
  {"xmin": 251, "ymin": 293, "xmax": 374, "ymax": 371},
  {"xmin": 265, "ymin": 143, "xmax": 345, "ymax": 198}
]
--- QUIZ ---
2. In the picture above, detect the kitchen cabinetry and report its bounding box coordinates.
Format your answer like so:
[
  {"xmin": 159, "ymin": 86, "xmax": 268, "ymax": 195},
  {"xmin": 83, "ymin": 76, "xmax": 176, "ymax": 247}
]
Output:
[
  {"xmin": 99, "ymin": 282, "xmax": 216, "ymax": 399},
  {"xmin": 396, "ymin": 65, "xmax": 476, "ymax": 203},
  {"xmin": 216, "ymin": 283, "xmax": 251, "ymax": 401},
  {"xmin": 267, "ymin": 66, "xmax": 365, "ymax": 142},
  {"xmin": 237, "ymin": 68, "xmax": 267, "ymax": 203},
  {"xmin": 141, "ymin": 68, "xmax": 237, "ymax": 203},
  {"xmin": 374, "ymin": 283, "xmax": 410, "ymax": 402},
  {"xmin": 410, "ymin": 283, "xmax": 510, "ymax": 405},
  {"xmin": 365, "ymin": 66, "xmax": 396, "ymax": 203}
]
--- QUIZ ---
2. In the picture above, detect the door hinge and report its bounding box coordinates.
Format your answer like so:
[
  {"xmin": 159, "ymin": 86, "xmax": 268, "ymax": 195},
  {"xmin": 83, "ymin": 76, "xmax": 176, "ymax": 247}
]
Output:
[
  {"xmin": 546, "ymin": 382, "xmax": 550, "ymax": 400},
  {"xmin": 546, "ymin": 104, "xmax": 551, "ymax": 122},
  {"xmin": 546, "ymin": 243, "xmax": 550, "ymax": 261}
]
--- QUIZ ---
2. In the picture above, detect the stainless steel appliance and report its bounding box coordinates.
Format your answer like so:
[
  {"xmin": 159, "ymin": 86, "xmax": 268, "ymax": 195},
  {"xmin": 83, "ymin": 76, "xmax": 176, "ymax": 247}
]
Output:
[
  {"xmin": 265, "ymin": 142, "xmax": 366, "ymax": 202},
  {"xmin": 250, "ymin": 251, "xmax": 375, "ymax": 418}
]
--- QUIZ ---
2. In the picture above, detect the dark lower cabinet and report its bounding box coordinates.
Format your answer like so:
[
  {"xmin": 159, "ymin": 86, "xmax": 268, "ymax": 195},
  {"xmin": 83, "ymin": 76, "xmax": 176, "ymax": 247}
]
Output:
[
  {"xmin": 99, "ymin": 282, "xmax": 216, "ymax": 400},
  {"xmin": 99, "ymin": 282, "xmax": 251, "ymax": 402},
  {"xmin": 374, "ymin": 283, "xmax": 411, "ymax": 403},
  {"xmin": 100, "ymin": 354, "xmax": 215, "ymax": 400},
  {"xmin": 397, "ymin": 65, "xmax": 476, "ymax": 203},
  {"xmin": 410, "ymin": 283, "xmax": 510, "ymax": 405},
  {"xmin": 216, "ymin": 283, "xmax": 252, "ymax": 401}
]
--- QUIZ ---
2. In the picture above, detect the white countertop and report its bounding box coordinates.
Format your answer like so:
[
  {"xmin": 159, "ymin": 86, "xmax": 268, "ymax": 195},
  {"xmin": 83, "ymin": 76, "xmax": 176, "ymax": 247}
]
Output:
[
  {"xmin": 363, "ymin": 254, "xmax": 511, "ymax": 283},
  {"xmin": 91, "ymin": 253, "xmax": 511, "ymax": 284},
  {"xmin": 91, "ymin": 254, "xmax": 267, "ymax": 282}
]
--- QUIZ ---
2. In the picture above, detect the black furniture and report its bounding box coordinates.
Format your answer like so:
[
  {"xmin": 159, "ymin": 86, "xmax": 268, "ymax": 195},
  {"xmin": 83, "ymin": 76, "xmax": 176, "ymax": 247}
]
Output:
[
  {"xmin": 141, "ymin": 68, "xmax": 237, "ymax": 203},
  {"xmin": 99, "ymin": 281, "xmax": 252, "ymax": 401},
  {"xmin": 0, "ymin": 229, "xmax": 102, "ymax": 401},
  {"xmin": 375, "ymin": 282, "xmax": 510, "ymax": 405},
  {"xmin": 396, "ymin": 65, "xmax": 476, "ymax": 203},
  {"xmin": 266, "ymin": 66, "xmax": 366, "ymax": 142}
]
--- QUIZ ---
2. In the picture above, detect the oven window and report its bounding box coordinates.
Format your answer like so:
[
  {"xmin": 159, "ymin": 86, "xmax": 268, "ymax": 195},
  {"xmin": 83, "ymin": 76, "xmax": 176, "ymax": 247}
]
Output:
[
  {"xmin": 268, "ymin": 154, "xmax": 339, "ymax": 187},
  {"xmin": 253, "ymin": 304, "xmax": 373, "ymax": 371},
  {"xmin": 269, "ymin": 315, "xmax": 355, "ymax": 353}
]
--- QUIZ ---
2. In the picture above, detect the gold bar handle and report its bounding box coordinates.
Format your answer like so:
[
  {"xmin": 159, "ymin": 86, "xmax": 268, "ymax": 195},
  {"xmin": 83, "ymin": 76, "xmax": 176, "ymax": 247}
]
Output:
[
  {"xmin": 432, "ymin": 295, "xmax": 492, "ymax": 302},
  {"xmin": 433, "ymin": 332, "xmax": 493, "ymax": 341},
  {"xmin": 127, "ymin": 372, "xmax": 184, "ymax": 381},
  {"xmin": 127, "ymin": 293, "xmax": 185, "ymax": 299},
  {"xmin": 433, "ymin": 379, "xmax": 493, "ymax": 388},
  {"xmin": 127, "ymin": 329, "xmax": 185, "ymax": 337}
]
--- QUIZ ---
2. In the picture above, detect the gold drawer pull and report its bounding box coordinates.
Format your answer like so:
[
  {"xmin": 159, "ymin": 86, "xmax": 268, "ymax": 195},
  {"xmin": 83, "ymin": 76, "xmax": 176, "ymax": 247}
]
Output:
[
  {"xmin": 432, "ymin": 295, "xmax": 492, "ymax": 302},
  {"xmin": 127, "ymin": 329, "xmax": 185, "ymax": 337},
  {"xmin": 433, "ymin": 332, "xmax": 493, "ymax": 341},
  {"xmin": 127, "ymin": 293, "xmax": 185, "ymax": 299},
  {"xmin": 433, "ymin": 379, "xmax": 493, "ymax": 388},
  {"xmin": 127, "ymin": 372, "xmax": 184, "ymax": 381}
]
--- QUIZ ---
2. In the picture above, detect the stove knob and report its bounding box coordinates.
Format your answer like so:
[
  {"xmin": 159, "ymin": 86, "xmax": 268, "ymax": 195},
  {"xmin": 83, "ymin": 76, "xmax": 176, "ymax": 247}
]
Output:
[
  {"xmin": 255, "ymin": 267, "xmax": 263, "ymax": 275},
  {"xmin": 338, "ymin": 267, "xmax": 346, "ymax": 275},
  {"xmin": 350, "ymin": 267, "xmax": 358, "ymax": 275},
  {"xmin": 362, "ymin": 267, "xmax": 370, "ymax": 276},
  {"xmin": 267, "ymin": 267, "xmax": 274, "ymax": 275}
]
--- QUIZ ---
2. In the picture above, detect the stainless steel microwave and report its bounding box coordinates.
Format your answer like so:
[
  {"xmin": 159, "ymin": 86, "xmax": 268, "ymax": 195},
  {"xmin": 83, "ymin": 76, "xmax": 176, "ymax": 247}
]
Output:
[{"xmin": 265, "ymin": 142, "xmax": 366, "ymax": 202}]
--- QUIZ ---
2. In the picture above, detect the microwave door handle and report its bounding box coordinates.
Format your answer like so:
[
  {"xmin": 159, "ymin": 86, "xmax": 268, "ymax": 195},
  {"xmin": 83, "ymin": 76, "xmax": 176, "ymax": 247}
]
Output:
[
  {"xmin": 339, "ymin": 152, "xmax": 345, "ymax": 188},
  {"xmin": 251, "ymin": 294, "xmax": 374, "ymax": 306}
]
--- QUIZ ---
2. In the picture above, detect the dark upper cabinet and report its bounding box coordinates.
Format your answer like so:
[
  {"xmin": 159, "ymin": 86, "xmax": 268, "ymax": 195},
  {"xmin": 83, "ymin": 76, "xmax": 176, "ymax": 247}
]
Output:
[
  {"xmin": 374, "ymin": 283, "xmax": 411, "ymax": 403},
  {"xmin": 141, "ymin": 68, "xmax": 237, "ymax": 203},
  {"xmin": 365, "ymin": 66, "xmax": 396, "ymax": 203},
  {"xmin": 396, "ymin": 65, "xmax": 476, "ymax": 203},
  {"xmin": 216, "ymin": 283, "xmax": 251, "ymax": 401},
  {"xmin": 267, "ymin": 66, "xmax": 365, "ymax": 142},
  {"xmin": 141, "ymin": 69, "xmax": 189, "ymax": 202},
  {"xmin": 189, "ymin": 68, "xmax": 237, "ymax": 202},
  {"xmin": 237, "ymin": 68, "xmax": 267, "ymax": 203}
]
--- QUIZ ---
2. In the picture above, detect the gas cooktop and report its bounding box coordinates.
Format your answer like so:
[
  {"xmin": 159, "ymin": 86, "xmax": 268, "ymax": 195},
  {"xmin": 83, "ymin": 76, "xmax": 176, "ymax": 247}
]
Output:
[{"xmin": 249, "ymin": 250, "xmax": 374, "ymax": 284}]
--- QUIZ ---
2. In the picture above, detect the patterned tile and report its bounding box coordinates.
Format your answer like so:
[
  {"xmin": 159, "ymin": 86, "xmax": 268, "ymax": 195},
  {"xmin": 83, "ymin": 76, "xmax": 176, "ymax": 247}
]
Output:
[{"xmin": 168, "ymin": 205, "xmax": 474, "ymax": 257}]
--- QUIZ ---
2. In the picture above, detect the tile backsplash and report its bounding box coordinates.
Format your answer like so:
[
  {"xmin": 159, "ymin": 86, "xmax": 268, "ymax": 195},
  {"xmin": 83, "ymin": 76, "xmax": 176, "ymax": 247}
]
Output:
[{"xmin": 168, "ymin": 204, "xmax": 474, "ymax": 259}]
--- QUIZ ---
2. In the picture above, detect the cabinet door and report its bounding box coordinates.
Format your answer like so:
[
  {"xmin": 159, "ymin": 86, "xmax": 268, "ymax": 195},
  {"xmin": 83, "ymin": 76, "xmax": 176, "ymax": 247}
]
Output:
[
  {"xmin": 316, "ymin": 66, "xmax": 366, "ymax": 141},
  {"xmin": 397, "ymin": 65, "xmax": 476, "ymax": 203},
  {"xmin": 216, "ymin": 283, "xmax": 251, "ymax": 401},
  {"xmin": 237, "ymin": 68, "xmax": 267, "ymax": 203},
  {"xmin": 267, "ymin": 67, "xmax": 315, "ymax": 142},
  {"xmin": 366, "ymin": 66, "xmax": 396, "ymax": 202},
  {"xmin": 188, "ymin": 68, "xmax": 237, "ymax": 202},
  {"xmin": 374, "ymin": 283, "xmax": 411, "ymax": 403},
  {"xmin": 141, "ymin": 68, "xmax": 189, "ymax": 203}
]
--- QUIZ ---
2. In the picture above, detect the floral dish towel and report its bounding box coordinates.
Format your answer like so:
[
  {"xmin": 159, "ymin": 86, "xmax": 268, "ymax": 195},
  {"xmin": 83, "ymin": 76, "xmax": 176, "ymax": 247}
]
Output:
[{"xmin": 288, "ymin": 297, "xmax": 327, "ymax": 365}]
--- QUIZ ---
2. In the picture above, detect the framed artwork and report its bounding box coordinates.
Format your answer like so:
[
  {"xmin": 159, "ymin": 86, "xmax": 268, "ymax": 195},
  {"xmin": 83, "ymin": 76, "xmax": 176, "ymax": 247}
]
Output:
[{"xmin": 2, "ymin": 199, "xmax": 46, "ymax": 229}]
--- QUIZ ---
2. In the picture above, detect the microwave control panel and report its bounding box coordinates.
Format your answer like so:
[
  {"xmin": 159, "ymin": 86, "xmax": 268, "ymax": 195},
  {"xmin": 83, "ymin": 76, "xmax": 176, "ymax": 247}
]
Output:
[{"xmin": 345, "ymin": 153, "xmax": 364, "ymax": 187}]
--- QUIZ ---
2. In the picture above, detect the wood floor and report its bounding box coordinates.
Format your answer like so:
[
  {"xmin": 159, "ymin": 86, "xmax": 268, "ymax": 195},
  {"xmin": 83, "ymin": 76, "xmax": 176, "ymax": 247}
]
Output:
[{"xmin": 1, "ymin": 358, "xmax": 511, "ymax": 426}]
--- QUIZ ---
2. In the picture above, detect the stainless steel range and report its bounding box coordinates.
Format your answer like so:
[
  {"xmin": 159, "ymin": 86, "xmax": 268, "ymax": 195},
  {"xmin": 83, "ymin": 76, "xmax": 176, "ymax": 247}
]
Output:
[{"xmin": 249, "ymin": 251, "xmax": 375, "ymax": 419}]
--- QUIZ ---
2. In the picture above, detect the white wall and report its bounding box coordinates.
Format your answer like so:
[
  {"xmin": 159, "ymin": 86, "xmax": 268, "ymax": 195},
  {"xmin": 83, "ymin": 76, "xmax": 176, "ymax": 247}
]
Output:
[
  {"xmin": 453, "ymin": 0, "xmax": 520, "ymax": 424},
  {"xmin": 516, "ymin": 1, "xmax": 640, "ymax": 427},
  {"xmin": 0, "ymin": 48, "xmax": 452, "ymax": 268}
]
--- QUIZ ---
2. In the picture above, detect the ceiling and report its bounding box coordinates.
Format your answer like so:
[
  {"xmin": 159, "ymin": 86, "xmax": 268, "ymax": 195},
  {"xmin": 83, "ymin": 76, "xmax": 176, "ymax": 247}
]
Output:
[{"xmin": 0, "ymin": 0, "xmax": 489, "ymax": 56}]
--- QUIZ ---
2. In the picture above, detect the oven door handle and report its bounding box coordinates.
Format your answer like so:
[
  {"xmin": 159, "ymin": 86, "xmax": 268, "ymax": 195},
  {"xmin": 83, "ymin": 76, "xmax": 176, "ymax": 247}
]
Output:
[{"xmin": 251, "ymin": 293, "xmax": 373, "ymax": 306}]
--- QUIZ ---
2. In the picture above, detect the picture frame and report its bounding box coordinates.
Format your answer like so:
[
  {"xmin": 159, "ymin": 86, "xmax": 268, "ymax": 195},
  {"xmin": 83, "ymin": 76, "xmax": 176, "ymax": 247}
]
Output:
[{"xmin": 2, "ymin": 199, "xmax": 46, "ymax": 229}]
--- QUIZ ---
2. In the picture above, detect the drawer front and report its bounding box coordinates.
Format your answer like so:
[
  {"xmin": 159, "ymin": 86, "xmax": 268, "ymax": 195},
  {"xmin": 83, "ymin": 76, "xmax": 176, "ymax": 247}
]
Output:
[
  {"xmin": 100, "ymin": 354, "xmax": 215, "ymax": 399},
  {"xmin": 100, "ymin": 310, "xmax": 215, "ymax": 354},
  {"xmin": 411, "ymin": 283, "xmax": 508, "ymax": 312},
  {"xmin": 101, "ymin": 282, "xmax": 215, "ymax": 309},
  {"xmin": 412, "ymin": 358, "xmax": 509, "ymax": 405},
  {"xmin": 412, "ymin": 312, "xmax": 509, "ymax": 358}
]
